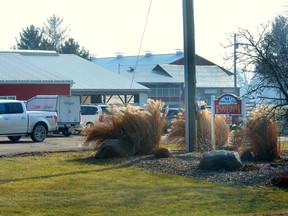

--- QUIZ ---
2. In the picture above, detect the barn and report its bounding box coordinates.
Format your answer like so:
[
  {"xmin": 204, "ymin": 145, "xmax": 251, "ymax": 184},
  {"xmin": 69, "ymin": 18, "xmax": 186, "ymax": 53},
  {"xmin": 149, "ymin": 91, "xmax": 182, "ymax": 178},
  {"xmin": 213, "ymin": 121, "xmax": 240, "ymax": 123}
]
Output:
[
  {"xmin": 0, "ymin": 50, "xmax": 149, "ymax": 105},
  {"xmin": 0, "ymin": 51, "xmax": 72, "ymax": 100},
  {"xmin": 92, "ymin": 51, "xmax": 238, "ymax": 107}
]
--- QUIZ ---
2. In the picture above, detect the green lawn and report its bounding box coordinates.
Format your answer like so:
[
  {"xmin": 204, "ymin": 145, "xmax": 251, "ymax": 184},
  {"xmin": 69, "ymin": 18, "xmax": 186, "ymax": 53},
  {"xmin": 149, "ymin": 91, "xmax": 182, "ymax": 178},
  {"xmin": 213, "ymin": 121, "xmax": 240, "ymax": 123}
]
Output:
[
  {"xmin": 0, "ymin": 151, "xmax": 287, "ymax": 216},
  {"xmin": 281, "ymin": 140, "xmax": 288, "ymax": 151}
]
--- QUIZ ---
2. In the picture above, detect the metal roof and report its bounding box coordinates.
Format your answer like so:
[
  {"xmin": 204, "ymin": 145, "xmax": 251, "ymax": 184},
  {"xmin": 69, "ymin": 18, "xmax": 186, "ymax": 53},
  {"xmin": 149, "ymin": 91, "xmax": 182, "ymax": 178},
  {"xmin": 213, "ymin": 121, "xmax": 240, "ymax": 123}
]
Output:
[
  {"xmin": 92, "ymin": 52, "xmax": 185, "ymax": 75},
  {"xmin": 92, "ymin": 52, "xmax": 235, "ymax": 87},
  {"xmin": 92, "ymin": 53, "xmax": 185, "ymax": 83},
  {"xmin": 156, "ymin": 64, "xmax": 235, "ymax": 88},
  {"xmin": 0, "ymin": 53, "xmax": 73, "ymax": 84},
  {"xmin": 0, "ymin": 51, "xmax": 148, "ymax": 92}
]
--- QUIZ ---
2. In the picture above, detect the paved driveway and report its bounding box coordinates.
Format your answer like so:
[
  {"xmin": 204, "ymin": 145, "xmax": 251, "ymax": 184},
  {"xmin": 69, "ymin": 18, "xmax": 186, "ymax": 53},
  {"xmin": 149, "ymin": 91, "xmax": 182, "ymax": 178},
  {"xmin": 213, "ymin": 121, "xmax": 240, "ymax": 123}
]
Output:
[{"xmin": 0, "ymin": 134, "xmax": 94, "ymax": 156}]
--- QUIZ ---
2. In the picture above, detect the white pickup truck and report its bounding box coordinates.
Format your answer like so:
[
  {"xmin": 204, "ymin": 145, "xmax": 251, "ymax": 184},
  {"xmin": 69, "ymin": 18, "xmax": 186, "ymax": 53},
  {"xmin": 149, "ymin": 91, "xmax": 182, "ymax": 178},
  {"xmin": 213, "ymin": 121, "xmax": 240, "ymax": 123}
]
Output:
[{"xmin": 0, "ymin": 100, "xmax": 58, "ymax": 142}]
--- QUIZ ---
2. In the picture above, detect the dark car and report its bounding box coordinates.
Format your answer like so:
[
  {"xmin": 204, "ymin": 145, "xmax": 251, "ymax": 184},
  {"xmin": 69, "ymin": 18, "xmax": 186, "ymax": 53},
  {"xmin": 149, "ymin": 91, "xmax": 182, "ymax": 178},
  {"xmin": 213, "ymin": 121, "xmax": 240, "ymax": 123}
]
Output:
[{"xmin": 163, "ymin": 107, "xmax": 180, "ymax": 134}]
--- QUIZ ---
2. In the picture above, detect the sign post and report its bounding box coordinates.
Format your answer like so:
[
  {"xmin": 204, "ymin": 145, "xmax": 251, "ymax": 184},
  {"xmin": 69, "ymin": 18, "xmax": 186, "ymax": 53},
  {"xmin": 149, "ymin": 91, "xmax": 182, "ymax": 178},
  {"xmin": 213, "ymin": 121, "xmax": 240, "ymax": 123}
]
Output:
[{"xmin": 211, "ymin": 96, "xmax": 215, "ymax": 148}]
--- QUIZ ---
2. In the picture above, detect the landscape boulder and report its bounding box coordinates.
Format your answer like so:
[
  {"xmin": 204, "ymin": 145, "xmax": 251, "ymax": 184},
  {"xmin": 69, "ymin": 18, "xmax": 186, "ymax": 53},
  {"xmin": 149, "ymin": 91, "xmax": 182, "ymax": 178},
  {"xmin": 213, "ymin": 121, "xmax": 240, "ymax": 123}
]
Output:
[
  {"xmin": 198, "ymin": 150, "xmax": 242, "ymax": 171},
  {"xmin": 240, "ymin": 149, "xmax": 255, "ymax": 161},
  {"xmin": 95, "ymin": 139, "xmax": 134, "ymax": 159}
]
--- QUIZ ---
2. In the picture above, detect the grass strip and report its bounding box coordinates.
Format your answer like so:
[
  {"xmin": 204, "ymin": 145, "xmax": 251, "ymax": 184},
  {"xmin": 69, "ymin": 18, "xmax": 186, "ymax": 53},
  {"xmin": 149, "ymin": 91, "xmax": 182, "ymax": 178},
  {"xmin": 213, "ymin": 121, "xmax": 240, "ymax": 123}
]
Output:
[{"xmin": 0, "ymin": 151, "xmax": 287, "ymax": 216}]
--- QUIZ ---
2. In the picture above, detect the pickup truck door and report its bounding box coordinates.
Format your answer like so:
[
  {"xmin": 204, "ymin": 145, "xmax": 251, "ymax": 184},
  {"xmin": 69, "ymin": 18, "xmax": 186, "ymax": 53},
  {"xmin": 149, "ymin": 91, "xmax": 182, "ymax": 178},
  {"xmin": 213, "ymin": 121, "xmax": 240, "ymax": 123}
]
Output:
[
  {"xmin": 0, "ymin": 102, "xmax": 28, "ymax": 134},
  {"xmin": 7, "ymin": 102, "xmax": 28, "ymax": 134}
]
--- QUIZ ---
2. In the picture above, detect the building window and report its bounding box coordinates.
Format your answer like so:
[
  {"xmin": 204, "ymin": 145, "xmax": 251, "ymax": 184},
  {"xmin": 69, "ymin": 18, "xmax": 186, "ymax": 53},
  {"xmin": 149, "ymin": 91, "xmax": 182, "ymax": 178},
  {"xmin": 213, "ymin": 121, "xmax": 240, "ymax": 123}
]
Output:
[
  {"xmin": 0, "ymin": 96, "xmax": 16, "ymax": 100},
  {"xmin": 175, "ymin": 88, "xmax": 180, "ymax": 96},
  {"xmin": 222, "ymin": 88, "xmax": 235, "ymax": 93},
  {"xmin": 169, "ymin": 87, "xmax": 180, "ymax": 97},
  {"xmin": 148, "ymin": 88, "xmax": 157, "ymax": 97},
  {"xmin": 157, "ymin": 88, "xmax": 163, "ymax": 97},
  {"xmin": 204, "ymin": 89, "xmax": 218, "ymax": 94},
  {"xmin": 162, "ymin": 88, "xmax": 169, "ymax": 97}
]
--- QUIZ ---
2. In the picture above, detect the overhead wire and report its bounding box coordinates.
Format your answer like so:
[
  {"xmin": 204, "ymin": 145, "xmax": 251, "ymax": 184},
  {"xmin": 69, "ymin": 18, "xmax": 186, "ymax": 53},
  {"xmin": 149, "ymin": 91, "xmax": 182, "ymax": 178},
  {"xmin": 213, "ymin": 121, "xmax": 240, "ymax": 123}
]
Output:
[{"xmin": 130, "ymin": 0, "xmax": 153, "ymax": 89}]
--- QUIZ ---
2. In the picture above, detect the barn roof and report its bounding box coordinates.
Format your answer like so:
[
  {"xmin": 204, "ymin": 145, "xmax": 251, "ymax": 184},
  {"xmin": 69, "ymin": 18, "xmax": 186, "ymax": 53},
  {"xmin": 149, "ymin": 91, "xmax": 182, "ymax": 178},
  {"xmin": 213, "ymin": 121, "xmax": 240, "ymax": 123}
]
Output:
[
  {"xmin": 155, "ymin": 64, "xmax": 235, "ymax": 88},
  {"xmin": 0, "ymin": 51, "xmax": 148, "ymax": 93},
  {"xmin": 92, "ymin": 52, "xmax": 185, "ymax": 76},
  {"xmin": 92, "ymin": 52, "xmax": 234, "ymax": 86},
  {"xmin": 0, "ymin": 52, "xmax": 73, "ymax": 84}
]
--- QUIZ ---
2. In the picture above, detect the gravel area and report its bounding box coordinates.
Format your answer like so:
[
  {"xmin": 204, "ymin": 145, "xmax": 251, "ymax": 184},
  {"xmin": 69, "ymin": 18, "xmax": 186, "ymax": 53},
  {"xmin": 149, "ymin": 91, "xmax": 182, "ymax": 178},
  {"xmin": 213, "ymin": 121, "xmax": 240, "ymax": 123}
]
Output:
[{"xmin": 93, "ymin": 150, "xmax": 288, "ymax": 190}]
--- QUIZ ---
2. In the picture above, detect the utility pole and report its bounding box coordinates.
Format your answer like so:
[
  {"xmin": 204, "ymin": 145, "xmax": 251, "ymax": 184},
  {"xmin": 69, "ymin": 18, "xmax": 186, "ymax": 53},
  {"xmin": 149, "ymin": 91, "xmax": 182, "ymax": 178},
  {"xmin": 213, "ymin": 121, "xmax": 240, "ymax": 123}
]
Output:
[
  {"xmin": 183, "ymin": 0, "xmax": 197, "ymax": 152},
  {"xmin": 234, "ymin": 33, "xmax": 238, "ymax": 95}
]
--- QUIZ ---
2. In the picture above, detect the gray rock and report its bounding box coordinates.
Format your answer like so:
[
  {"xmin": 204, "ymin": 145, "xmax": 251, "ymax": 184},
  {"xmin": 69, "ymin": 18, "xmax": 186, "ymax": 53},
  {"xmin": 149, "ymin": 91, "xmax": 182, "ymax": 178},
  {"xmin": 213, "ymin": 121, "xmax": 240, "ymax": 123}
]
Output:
[
  {"xmin": 198, "ymin": 150, "xmax": 242, "ymax": 171},
  {"xmin": 240, "ymin": 149, "xmax": 255, "ymax": 162},
  {"xmin": 95, "ymin": 139, "xmax": 134, "ymax": 159}
]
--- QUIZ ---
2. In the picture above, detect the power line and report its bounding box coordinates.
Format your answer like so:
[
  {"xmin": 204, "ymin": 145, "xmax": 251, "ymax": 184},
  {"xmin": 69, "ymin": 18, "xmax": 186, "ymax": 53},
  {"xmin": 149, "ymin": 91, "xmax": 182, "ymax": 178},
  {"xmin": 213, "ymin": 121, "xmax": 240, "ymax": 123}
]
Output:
[{"xmin": 130, "ymin": 0, "xmax": 153, "ymax": 89}]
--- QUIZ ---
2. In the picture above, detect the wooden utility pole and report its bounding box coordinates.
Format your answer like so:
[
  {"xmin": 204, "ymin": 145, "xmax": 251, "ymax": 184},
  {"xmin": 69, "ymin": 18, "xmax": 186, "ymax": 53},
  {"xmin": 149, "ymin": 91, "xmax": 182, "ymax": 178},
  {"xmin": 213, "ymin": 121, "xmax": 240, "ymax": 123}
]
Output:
[
  {"xmin": 234, "ymin": 33, "xmax": 238, "ymax": 95},
  {"xmin": 183, "ymin": 0, "xmax": 197, "ymax": 152}
]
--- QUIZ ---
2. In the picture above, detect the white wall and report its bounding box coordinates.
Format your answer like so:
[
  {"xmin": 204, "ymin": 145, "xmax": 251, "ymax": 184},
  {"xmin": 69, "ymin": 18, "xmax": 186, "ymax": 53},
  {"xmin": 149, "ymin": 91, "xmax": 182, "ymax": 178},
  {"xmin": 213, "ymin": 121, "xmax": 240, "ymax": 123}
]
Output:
[{"xmin": 139, "ymin": 93, "xmax": 148, "ymax": 107}]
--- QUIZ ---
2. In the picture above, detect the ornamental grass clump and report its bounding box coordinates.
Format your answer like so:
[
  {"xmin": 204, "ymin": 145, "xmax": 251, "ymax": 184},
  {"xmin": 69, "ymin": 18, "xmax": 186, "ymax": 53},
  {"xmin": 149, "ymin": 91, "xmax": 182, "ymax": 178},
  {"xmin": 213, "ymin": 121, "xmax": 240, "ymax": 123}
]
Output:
[
  {"xmin": 196, "ymin": 109, "xmax": 212, "ymax": 151},
  {"xmin": 84, "ymin": 99, "xmax": 167, "ymax": 155},
  {"xmin": 214, "ymin": 115, "xmax": 230, "ymax": 149},
  {"xmin": 166, "ymin": 109, "xmax": 185, "ymax": 146},
  {"xmin": 246, "ymin": 106, "xmax": 280, "ymax": 161},
  {"xmin": 166, "ymin": 108, "xmax": 229, "ymax": 152},
  {"xmin": 229, "ymin": 127, "xmax": 246, "ymax": 152}
]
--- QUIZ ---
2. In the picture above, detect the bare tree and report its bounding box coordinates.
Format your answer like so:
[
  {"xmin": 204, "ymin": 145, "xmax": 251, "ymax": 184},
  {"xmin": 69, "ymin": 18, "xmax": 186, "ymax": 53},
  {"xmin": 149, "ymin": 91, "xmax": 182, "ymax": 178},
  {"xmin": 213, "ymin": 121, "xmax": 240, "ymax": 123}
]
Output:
[
  {"xmin": 43, "ymin": 14, "xmax": 69, "ymax": 50},
  {"xmin": 226, "ymin": 15, "xmax": 288, "ymax": 128}
]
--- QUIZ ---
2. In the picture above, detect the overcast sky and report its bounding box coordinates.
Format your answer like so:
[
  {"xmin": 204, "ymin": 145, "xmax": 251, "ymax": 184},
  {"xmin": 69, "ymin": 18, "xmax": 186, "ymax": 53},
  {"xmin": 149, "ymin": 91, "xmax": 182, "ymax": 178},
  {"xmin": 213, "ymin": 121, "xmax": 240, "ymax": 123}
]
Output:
[{"xmin": 0, "ymin": 0, "xmax": 287, "ymax": 66}]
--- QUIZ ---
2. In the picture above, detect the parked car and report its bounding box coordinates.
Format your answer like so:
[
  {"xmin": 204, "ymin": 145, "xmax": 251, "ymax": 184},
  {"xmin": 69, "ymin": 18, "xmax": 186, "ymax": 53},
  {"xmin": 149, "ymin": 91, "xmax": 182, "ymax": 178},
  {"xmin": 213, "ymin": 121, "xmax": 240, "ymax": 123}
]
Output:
[
  {"xmin": 166, "ymin": 107, "xmax": 180, "ymax": 121},
  {"xmin": 0, "ymin": 100, "xmax": 58, "ymax": 142},
  {"xmin": 97, "ymin": 104, "xmax": 110, "ymax": 122},
  {"xmin": 163, "ymin": 107, "xmax": 180, "ymax": 134},
  {"xmin": 80, "ymin": 104, "xmax": 109, "ymax": 127}
]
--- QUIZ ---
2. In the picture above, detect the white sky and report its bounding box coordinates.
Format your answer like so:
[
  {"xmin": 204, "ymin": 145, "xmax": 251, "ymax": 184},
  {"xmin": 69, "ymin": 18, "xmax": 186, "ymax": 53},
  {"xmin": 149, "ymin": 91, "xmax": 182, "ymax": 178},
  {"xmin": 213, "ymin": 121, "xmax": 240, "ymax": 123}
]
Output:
[{"xmin": 0, "ymin": 0, "xmax": 287, "ymax": 66}]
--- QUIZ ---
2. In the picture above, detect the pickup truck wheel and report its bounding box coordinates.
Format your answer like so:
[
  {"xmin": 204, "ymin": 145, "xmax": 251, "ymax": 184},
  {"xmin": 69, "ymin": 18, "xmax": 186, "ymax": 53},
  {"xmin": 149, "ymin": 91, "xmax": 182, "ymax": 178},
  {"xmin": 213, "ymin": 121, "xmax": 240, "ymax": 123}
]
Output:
[
  {"xmin": 86, "ymin": 122, "xmax": 93, "ymax": 128},
  {"xmin": 31, "ymin": 124, "xmax": 47, "ymax": 142},
  {"xmin": 8, "ymin": 136, "xmax": 21, "ymax": 142}
]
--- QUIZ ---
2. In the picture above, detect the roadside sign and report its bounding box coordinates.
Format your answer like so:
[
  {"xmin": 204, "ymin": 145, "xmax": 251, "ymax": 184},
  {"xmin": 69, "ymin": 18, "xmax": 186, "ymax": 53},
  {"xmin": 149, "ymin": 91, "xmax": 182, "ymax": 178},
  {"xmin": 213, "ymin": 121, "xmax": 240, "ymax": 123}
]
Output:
[
  {"xmin": 214, "ymin": 94, "xmax": 242, "ymax": 115},
  {"xmin": 211, "ymin": 94, "xmax": 246, "ymax": 146}
]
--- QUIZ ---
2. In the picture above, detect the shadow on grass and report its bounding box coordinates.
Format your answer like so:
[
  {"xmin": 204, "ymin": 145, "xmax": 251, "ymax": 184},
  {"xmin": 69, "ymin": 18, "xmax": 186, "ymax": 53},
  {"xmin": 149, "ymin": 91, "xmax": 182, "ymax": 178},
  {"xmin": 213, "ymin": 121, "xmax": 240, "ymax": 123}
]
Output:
[
  {"xmin": 0, "ymin": 163, "xmax": 125, "ymax": 185},
  {"xmin": 69, "ymin": 154, "xmax": 152, "ymax": 167}
]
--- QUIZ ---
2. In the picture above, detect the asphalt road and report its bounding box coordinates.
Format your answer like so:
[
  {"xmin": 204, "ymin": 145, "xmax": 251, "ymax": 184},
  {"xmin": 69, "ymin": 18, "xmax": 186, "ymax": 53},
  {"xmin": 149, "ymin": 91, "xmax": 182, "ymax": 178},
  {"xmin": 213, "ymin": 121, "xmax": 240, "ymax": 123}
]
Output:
[
  {"xmin": 0, "ymin": 134, "xmax": 94, "ymax": 156},
  {"xmin": 1, "ymin": 134, "xmax": 286, "ymax": 157}
]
